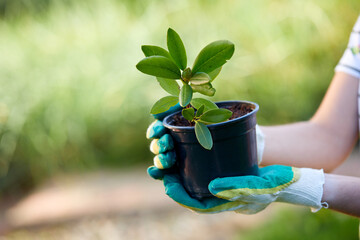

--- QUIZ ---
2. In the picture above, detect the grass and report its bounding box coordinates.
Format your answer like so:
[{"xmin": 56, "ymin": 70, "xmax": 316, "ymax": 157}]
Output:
[{"xmin": 0, "ymin": 0, "xmax": 359, "ymax": 194}]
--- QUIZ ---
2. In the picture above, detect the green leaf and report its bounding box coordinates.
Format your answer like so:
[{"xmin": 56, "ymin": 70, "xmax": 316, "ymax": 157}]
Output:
[
  {"xmin": 167, "ymin": 28, "xmax": 187, "ymax": 70},
  {"xmin": 190, "ymin": 98, "xmax": 218, "ymax": 111},
  {"xmin": 192, "ymin": 40, "xmax": 235, "ymax": 74},
  {"xmin": 208, "ymin": 67, "xmax": 222, "ymax": 82},
  {"xmin": 195, "ymin": 122, "xmax": 213, "ymax": 150},
  {"xmin": 182, "ymin": 67, "xmax": 192, "ymax": 80},
  {"xmin": 195, "ymin": 105, "xmax": 205, "ymax": 117},
  {"xmin": 141, "ymin": 45, "xmax": 171, "ymax": 58},
  {"xmin": 179, "ymin": 84, "xmax": 193, "ymax": 107},
  {"xmin": 199, "ymin": 109, "xmax": 233, "ymax": 124},
  {"xmin": 182, "ymin": 108, "xmax": 195, "ymax": 121},
  {"xmin": 150, "ymin": 96, "xmax": 179, "ymax": 114},
  {"xmin": 136, "ymin": 56, "xmax": 181, "ymax": 79},
  {"xmin": 191, "ymin": 82, "xmax": 216, "ymax": 96},
  {"xmin": 157, "ymin": 77, "xmax": 180, "ymax": 96},
  {"xmin": 189, "ymin": 72, "xmax": 210, "ymax": 85}
]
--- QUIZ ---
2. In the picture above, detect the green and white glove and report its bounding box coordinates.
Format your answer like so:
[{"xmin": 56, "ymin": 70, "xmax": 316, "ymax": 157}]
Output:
[
  {"xmin": 146, "ymin": 104, "xmax": 181, "ymax": 179},
  {"xmin": 147, "ymin": 122, "xmax": 265, "ymax": 173},
  {"xmin": 146, "ymin": 113, "xmax": 271, "ymax": 214},
  {"xmin": 147, "ymin": 119, "xmax": 327, "ymax": 214},
  {"xmin": 147, "ymin": 120, "xmax": 176, "ymax": 170},
  {"xmin": 161, "ymin": 165, "xmax": 326, "ymax": 214},
  {"xmin": 208, "ymin": 165, "xmax": 327, "ymax": 214},
  {"xmin": 146, "ymin": 111, "xmax": 237, "ymax": 213}
]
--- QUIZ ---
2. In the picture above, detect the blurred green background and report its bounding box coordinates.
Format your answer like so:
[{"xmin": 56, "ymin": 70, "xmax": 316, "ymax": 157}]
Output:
[
  {"xmin": 0, "ymin": 0, "xmax": 359, "ymax": 238},
  {"xmin": 0, "ymin": 0, "xmax": 358, "ymax": 198},
  {"xmin": 237, "ymin": 207, "xmax": 359, "ymax": 240}
]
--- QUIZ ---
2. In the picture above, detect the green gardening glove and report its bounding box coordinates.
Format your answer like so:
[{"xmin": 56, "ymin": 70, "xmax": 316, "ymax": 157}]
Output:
[
  {"xmin": 146, "ymin": 104, "xmax": 181, "ymax": 180},
  {"xmin": 162, "ymin": 173, "xmax": 249, "ymax": 213},
  {"xmin": 147, "ymin": 123, "xmax": 265, "ymax": 179},
  {"xmin": 208, "ymin": 165, "xmax": 327, "ymax": 214},
  {"xmin": 147, "ymin": 110, "xmax": 326, "ymax": 214},
  {"xmin": 162, "ymin": 165, "xmax": 326, "ymax": 214},
  {"xmin": 151, "ymin": 166, "xmax": 249, "ymax": 214},
  {"xmin": 146, "ymin": 108, "xmax": 268, "ymax": 213},
  {"xmin": 146, "ymin": 105, "xmax": 244, "ymax": 213}
]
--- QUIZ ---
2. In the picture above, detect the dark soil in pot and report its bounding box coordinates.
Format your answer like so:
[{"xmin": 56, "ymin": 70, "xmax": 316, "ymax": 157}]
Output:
[
  {"xmin": 171, "ymin": 103, "xmax": 254, "ymax": 126},
  {"xmin": 163, "ymin": 101, "xmax": 259, "ymax": 199}
]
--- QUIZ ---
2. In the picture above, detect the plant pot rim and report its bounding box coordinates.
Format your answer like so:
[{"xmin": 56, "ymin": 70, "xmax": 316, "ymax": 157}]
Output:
[{"xmin": 163, "ymin": 100, "xmax": 259, "ymax": 130}]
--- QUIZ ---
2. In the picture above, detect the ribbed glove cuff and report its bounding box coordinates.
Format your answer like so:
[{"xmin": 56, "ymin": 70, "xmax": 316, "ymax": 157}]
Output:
[{"xmin": 277, "ymin": 168, "xmax": 327, "ymax": 212}]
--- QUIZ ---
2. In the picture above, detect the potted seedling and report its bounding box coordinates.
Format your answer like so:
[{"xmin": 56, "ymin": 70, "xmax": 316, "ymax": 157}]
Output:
[{"xmin": 136, "ymin": 28, "xmax": 259, "ymax": 199}]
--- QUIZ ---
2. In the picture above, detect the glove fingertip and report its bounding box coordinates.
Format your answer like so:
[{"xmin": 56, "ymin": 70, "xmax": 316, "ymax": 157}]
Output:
[
  {"xmin": 155, "ymin": 151, "xmax": 176, "ymax": 169},
  {"xmin": 147, "ymin": 166, "xmax": 165, "ymax": 180},
  {"xmin": 208, "ymin": 178, "xmax": 223, "ymax": 195},
  {"xmin": 154, "ymin": 155, "xmax": 165, "ymax": 169},
  {"xmin": 150, "ymin": 139, "xmax": 160, "ymax": 154},
  {"xmin": 208, "ymin": 178, "xmax": 241, "ymax": 200},
  {"xmin": 157, "ymin": 134, "xmax": 174, "ymax": 153},
  {"xmin": 146, "ymin": 120, "xmax": 166, "ymax": 139},
  {"xmin": 153, "ymin": 104, "xmax": 182, "ymax": 120},
  {"xmin": 146, "ymin": 121, "xmax": 157, "ymax": 139}
]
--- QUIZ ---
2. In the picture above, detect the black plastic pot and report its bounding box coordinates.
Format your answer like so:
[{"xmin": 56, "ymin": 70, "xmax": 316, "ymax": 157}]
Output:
[{"xmin": 163, "ymin": 100, "xmax": 259, "ymax": 199}]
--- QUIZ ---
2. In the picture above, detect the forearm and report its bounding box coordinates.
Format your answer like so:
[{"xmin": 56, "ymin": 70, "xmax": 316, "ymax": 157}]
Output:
[
  {"xmin": 322, "ymin": 173, "xmax": 360, "ymax": 217},
  {"xmin": 260, "ymin": 72, "xmax": 358, "ymax": 171},
  {"xmin": 260, "ymin": 122, "xmax": 347, "ymax": 171}
]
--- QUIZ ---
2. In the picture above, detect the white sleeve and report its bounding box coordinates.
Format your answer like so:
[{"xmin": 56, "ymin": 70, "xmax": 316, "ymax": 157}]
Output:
[{"xmin": 335, "ymin": 15, "xmax": 360, "ymax": 78}]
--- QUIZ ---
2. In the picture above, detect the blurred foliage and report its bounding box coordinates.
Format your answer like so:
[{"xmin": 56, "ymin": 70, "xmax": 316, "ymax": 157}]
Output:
[
  {"xmin": 237, "ymin": 207, "xmax": 359, "ymax": 240},
  {"xmin": 0, "ymin": 0, "xmax": 359, "ymax": 195}
]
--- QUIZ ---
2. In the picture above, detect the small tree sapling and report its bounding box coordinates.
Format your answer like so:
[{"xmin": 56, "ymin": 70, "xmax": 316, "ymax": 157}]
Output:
[{"xmin": 136, "ymin": 28, "xmax": 235, "ymax": 150}]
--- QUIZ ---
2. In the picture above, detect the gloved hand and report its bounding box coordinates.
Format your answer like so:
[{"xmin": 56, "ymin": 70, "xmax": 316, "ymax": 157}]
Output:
[
  {"xmin": 147, "ymin": 122, "xmax": 265, "ymax": 177},
  {"xmin": 208, "ymin": 165, "xmax": 327, "ymax": 214},
  {"xmin": 146, "ymin": 104, "xmax": 181, "ymax": 180},
  {"xmin": 146, "ymin": 109, "xmax": 268, "ymax": 214},
  {"xmin": 147, "ymin": 117, "xmax": 324, "ymax": 214},
  {"xmin": 161, "ymin": 165, "xmax": 326, "ymax": 214},
  {"xmin": 146, "ymin": 118, "xmax": 246, "ymax": 213},
  {"xmin": 147, "ymin": 117, "xmax": 327, "ymax": 214},
  {"xmin": 146, "ymin": 109, "xmax": 238, "ymax": 214}
]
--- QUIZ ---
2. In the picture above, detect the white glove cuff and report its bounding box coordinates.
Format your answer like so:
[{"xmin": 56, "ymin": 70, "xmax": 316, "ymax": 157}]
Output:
[
  {"xmin": 256, "ymin": 125, "xmax": 265, "ymax": 164},
  {"xmin": 277, "ymin": 168, "xmax": 327, "ymax": 212}
]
